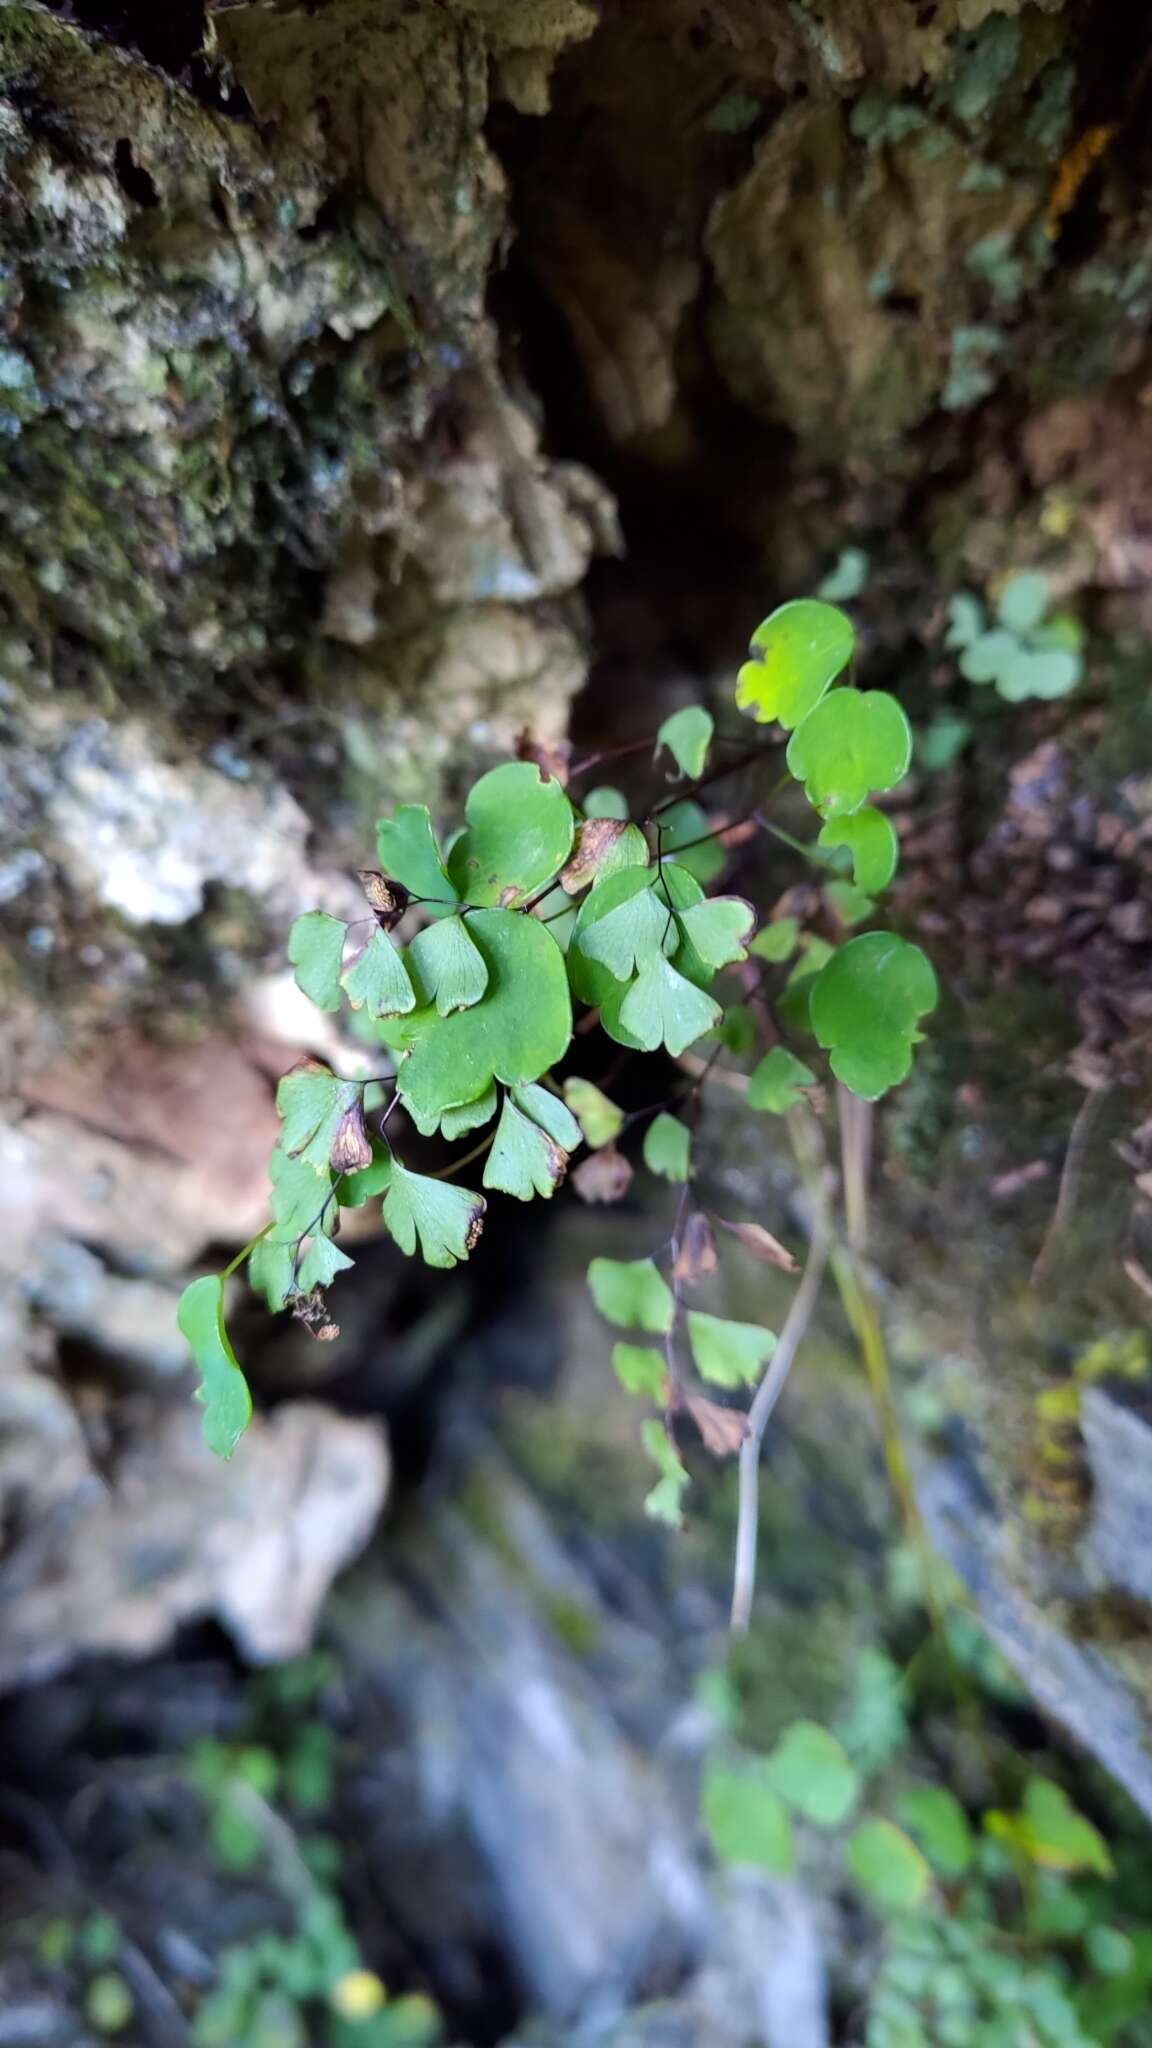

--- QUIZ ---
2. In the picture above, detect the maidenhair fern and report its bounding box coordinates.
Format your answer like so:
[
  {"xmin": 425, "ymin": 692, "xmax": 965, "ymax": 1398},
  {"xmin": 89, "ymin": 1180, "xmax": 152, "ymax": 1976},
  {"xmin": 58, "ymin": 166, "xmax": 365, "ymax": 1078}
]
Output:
[{"xmin": 178, "ymin": 595, "xmax": 938, "ymax": 1577}]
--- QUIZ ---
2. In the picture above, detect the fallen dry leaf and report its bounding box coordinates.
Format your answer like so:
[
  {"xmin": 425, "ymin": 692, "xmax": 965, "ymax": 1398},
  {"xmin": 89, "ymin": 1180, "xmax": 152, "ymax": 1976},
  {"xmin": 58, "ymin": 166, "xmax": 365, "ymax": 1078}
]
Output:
[
  {"xmin": 572, "ymin": 1145, "xmax": 634, "ymax": 1204},
  {"xmin": 673, "ymin": 1210, "xmax": 718, "ymax": 1282},
  {"xmin": 516, "ymin": 729, "xmax": 572, "ymax": 785},
  {"xmin": 989, "ymin": 1161, "xmax": 1051, "ymax": 1200},
  {"xmin": 685, "ymin": 1395, "xmax": 747, "ymax": 1457},
  {"xmin": 717, "ymin": 1218, "xmax": 799, "ymax": 1274}
]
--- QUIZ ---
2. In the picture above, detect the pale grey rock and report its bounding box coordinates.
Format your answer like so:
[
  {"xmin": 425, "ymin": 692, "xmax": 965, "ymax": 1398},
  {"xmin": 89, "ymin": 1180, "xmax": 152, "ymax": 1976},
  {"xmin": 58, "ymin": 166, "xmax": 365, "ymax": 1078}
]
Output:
[
  {"xmin": 919, "ymin": 1451, "xmax": 1152, "ymax": 1821},
  {"xmin": 332, "ymin": 1454, "xmax": 830, "ymax": 2046},
  {"xmin": 1080, "ymin": 1383, "xmax": 1152, "ymax": 1607},
  {"xmin": 0, "ymin": 1401, "xmax": 389, "ymax": 1688}
]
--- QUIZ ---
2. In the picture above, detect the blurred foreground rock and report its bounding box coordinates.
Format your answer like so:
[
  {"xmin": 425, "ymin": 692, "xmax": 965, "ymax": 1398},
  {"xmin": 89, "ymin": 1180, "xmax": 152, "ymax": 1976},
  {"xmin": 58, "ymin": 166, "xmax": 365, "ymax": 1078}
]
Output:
[
  {"xmin": 0, "ymin": 1018, "xmax": 390, "ymax": 1688},
  {"xmin": 332, "ymin": 1452, "xmax": 829, "ymax": 2048},
  {"xmin": 0, "ymin": 1395, "xmax": 388, "ymax": 1688}
]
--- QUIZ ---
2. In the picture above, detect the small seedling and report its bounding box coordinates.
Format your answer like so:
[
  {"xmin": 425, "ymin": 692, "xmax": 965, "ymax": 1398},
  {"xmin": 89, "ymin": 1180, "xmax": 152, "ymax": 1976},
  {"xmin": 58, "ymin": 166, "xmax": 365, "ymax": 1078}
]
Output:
[{"xmin": 946, "ymin": 571, "xmax": 1084, "ymax": 701}]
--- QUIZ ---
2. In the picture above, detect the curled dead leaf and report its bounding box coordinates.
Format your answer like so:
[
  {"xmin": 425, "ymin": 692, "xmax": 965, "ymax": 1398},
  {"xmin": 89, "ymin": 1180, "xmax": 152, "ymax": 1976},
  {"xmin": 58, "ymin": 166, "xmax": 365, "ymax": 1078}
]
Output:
[
  {"xmin": 559, "ymin": 817, "xmax": 629, "ymax": 894},
  {"xmin": 717, "ymin": 1218, "xmax": 800, "ymax": 1274},
  {"xmin": 516, "ymin": 729, "xmax": 572, "ymax": 785},
  {"xmin": 293, "ymin": 1289, "xmax": 341, "ymax": 1342},
  {"xmin": 330, "ymin": 1097, "xmax": 373, "ymax": 1174},
  {"xmin": 990, "ymin": 1161, "xmax": 1051, "ymax": 1200},
  {"xmin": 673, "ymin": 1211, "xmax": 718, "ymax": 1283},
  {"xmin": 572, "ymin": 1144, "xmax": 634, "ymax": 1204},
  {"xmin": 357, "ymin": 869, "xmax": 409, "ymax": 928},
  {"xmin": 685, "ymin": 1395, "xmax": 747, "ymax": 1457}
]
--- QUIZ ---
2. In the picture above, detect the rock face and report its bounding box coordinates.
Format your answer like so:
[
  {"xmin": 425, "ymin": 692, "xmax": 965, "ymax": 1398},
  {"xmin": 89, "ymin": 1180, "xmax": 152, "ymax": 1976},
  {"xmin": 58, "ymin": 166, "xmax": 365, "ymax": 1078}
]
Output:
[
  {"xmin": 0, "ymin": 1393, "xmax": 389, "ymax": 1687},
  {"xmin": 0, "ymin": 0, "xmax": 609, "ymax": 1676},
  {"xmin": 1, "ymin": 0, "xmax": 1152, "ymax": 1843},
  {"xmin": 332, "ymin": 1454, "xmax": 829, "ymax": 2048},
  {"xmin": 920, "ymin": 1446, "xmax": 1152, "ymax": 1822},
  {"xmin": 1082, "ymin": 1385, "xmax": 1152, "ymax": 1609}
]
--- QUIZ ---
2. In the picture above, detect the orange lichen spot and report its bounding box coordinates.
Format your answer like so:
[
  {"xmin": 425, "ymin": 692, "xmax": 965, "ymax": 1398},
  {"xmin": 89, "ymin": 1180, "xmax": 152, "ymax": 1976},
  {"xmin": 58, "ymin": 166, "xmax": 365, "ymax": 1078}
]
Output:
[{"xmin": 1046, "ymin": 125, "xmax": 1117, "ymax": 240}]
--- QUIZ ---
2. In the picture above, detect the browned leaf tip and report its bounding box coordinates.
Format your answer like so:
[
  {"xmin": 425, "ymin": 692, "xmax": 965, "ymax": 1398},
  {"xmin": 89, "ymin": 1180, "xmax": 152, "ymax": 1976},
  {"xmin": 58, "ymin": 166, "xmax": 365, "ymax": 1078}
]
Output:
[
  {"xmin": 329, "ymin": 1098, "xmax": 374, "ymax": 1174},
  {"xmin": 357, "ymin": 870, "xmax": 409, "ymax": 928},
  {"xmin": 572, "ymin": 1145, "xmax": 634, "ymax": 1204},
  {"xmin": 718, "ymin": 1218, "xmax": 800, "ymax": 1274},
  {"xmin": 672, "ymin": 1210, "xmax": 718, "ymax": 1283},
  {"xmin": 559, "ymin": 818, "xmax": 629, "ymax": 895},
  {"xmin": 515, "ymin": 729, "xmax": 572, "ymax": 785},
  {"xmin": 685, "ymin": 1395, "xmax": 748, "ymax": 1458},
  {"xmin": 544, "ymin": 1139, "xmax": 570, "ymax": 1191},
  {"xmin": 289, "ymin": 1055, "xmax": 337, "ymax": 1080}
]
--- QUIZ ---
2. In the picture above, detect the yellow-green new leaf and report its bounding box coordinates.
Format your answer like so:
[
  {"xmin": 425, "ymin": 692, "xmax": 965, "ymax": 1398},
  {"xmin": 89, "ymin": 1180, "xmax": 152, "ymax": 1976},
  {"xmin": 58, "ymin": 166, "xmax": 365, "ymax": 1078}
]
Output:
[
  {"xmin": 825, "ymin": 880, "xmax": 875, "ymax": 928},
  {"xmin": 736, "ymin": 599, "xmax": 855, "ymax": 730},
  {"xmin": 589, "ymin": 1256, "xmax": 674, "ymax": 1333},
  {"xmin": 562, "ymin": 1077, "xmax": 624, "ymax": 1149},
  {"xmin": 177, "ymin": 1274, "xmax": 253, "ymax": 1459},
  {"xmin": 687, "ymin": 1311, "xmax": 776, "ymax": 1387},
  {"xmin": 288, "ymin": 911, "xmax": 346, "ymax": 1011}
]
